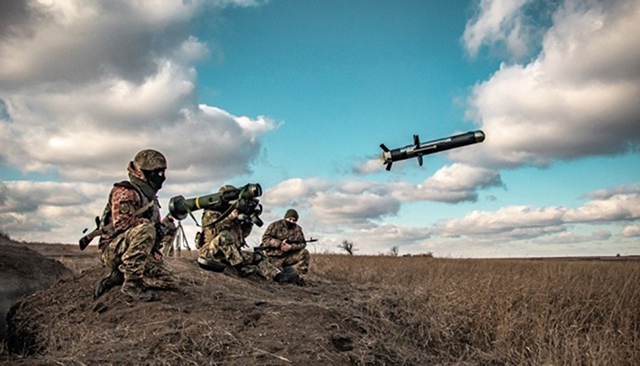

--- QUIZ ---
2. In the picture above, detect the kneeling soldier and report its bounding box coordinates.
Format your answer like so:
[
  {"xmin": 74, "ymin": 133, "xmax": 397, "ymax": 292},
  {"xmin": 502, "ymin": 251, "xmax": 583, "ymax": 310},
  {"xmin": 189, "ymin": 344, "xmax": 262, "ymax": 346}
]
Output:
[
  {"xmin": 94, "ymin": 149, "xmax": 178, "ymax": 301},
  {"xmin": 197, "ymin": 185, "xmax": 297, "ymax": 283},
  {"xmin": 259, "ymin": 209, "xmax": 310, "ymax": 276}
]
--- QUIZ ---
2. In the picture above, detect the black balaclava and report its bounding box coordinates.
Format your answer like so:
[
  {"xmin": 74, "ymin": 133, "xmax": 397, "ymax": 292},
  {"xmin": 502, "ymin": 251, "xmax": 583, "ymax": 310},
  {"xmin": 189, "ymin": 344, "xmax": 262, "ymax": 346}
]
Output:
[{"xmin": 143, "ymin": 168, "xmax": 166, "ymax": 191}]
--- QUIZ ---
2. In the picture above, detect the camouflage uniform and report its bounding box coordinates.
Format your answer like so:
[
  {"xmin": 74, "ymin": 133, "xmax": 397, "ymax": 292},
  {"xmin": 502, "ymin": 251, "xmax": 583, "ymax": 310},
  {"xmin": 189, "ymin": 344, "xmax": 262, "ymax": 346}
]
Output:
[
  {"xmin": 160, "ymin": 214, "xmax": 177, "ymax": 257},
  {"xmin": 260, "ymin": 216, "xmax": 310, "ymax": 274},
  {"xmin": 96, "ymin": 150, "xmax": 177, "ymax": 300},
  {"xmin": 199, "ymin": 207, "xmax": 281, "ymax": 280}
]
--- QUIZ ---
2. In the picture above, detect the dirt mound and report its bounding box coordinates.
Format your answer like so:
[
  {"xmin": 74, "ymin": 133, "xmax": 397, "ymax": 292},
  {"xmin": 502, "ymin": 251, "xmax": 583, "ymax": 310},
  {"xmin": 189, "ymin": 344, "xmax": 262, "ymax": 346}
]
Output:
[
  {"xmin": 0, "ymin": 235, "xmax": 72, "ymax": 340},
  {"xmin": 2, "ymin": 256, "xmax": 383, "ymax": 365}
]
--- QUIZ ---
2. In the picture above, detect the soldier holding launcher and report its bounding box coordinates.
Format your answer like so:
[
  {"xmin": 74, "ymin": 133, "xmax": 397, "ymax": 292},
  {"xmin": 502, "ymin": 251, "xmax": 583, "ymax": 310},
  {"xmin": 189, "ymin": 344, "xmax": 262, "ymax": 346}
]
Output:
[{"xmin": 197, "ymin": 185, "xmax": 298, "ymax": 283}]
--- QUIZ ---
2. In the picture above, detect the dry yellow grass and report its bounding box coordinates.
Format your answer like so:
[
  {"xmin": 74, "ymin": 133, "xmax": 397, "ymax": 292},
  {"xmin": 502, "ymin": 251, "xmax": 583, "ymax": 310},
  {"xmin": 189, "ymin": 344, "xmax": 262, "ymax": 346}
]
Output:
[
  {"xmin": 312, "ymin": 255, "xmax": 640, "ymax": 365},
  {"xmin": 3, "ymin": 239, "xmax": 638, "ymax": 365}
]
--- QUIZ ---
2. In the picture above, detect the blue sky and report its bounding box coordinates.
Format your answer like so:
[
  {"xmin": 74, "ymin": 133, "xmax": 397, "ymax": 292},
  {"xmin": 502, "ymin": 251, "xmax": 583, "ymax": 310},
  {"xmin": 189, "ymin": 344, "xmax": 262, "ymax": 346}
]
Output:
[
  {"xmin": 199, "ymin": 0, "xmax": 497, "ymax": 181},
  {"xmin": 1, "ymin": 0, "xmax": 639, "ymax": 257}
]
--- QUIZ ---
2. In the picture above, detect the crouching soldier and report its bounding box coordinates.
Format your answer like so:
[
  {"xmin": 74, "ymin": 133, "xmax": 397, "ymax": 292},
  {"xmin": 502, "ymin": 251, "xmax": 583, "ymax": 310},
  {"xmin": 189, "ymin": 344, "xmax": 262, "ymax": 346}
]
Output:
[
  {"xmin": 197, "ymin": 185, "xmax": 298, "ymax": 283},
  {"xmin": 94, "ymin": 149, "xmax": 178, "ymax": 302},
  {"xmin": 259, "ymin": 209, "xmax": 310, "ymax": 277}
]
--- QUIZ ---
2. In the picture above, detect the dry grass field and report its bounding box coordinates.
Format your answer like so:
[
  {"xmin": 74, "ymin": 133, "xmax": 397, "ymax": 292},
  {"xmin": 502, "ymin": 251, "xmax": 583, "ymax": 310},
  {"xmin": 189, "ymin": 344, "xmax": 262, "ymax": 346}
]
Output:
[
  {"xmin": 311, "ymin": 255, "xmax": 640, "ymax": 365},
  {"xmin": 1, "ymin": 236, "xmax": 638, "ymax": 365}
]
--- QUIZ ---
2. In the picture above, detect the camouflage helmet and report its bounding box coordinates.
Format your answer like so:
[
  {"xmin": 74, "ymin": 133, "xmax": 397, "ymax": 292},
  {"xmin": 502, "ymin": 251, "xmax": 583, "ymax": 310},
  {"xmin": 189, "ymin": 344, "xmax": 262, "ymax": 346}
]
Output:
[{"xmin": 133, "ymin": 149, "xmax": 167, "ymax": 171}]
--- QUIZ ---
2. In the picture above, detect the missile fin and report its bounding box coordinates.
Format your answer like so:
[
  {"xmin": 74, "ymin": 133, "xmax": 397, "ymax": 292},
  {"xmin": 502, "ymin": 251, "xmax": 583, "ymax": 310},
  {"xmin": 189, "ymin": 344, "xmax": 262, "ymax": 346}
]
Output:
[
  {"xmin": 385, "ymin": 162, "xmax": 393, "ymax": 171},
  {"xmin": 417, "ymin": 155, "xmax": 423, "ymax": 167},
  {"xmin": 380, "ymin": 143, "xmax": 390, "ymax": 152},
  {"xmin": 413, "ymin": 134, "xmax": 420, "ymax": 148}
]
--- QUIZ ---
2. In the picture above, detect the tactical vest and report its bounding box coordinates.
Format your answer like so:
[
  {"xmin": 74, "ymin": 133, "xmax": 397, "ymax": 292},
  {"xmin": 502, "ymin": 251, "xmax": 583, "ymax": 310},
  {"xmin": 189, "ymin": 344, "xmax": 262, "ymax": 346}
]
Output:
[{"xmin": 99, "ymin": 181, "xmax": 157, "ymax": 245}]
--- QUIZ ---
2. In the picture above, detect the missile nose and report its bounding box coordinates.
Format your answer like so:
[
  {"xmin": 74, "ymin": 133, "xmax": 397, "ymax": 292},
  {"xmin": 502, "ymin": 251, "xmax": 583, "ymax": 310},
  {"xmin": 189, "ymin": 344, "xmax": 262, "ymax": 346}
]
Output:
[{"xmin": 474, "ymin": 130, "xmax": 485, "ymax": 142}]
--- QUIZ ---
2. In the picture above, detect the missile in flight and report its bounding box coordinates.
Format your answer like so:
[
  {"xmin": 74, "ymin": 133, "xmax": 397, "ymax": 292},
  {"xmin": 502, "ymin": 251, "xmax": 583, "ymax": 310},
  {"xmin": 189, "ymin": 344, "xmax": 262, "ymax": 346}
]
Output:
[{"xmin": 380, "ymin": 130, "xmax": 485, "ymax": 171}]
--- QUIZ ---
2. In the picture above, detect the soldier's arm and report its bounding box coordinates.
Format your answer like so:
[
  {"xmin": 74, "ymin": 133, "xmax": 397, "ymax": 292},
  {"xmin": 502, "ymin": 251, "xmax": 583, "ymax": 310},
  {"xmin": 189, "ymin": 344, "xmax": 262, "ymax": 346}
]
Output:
[
  {"xmin": 241, "ymin": 221, "xmax": 253, "ymax": 239},
  {"xmin": 288, "ymin": 226, "xmax": 307, "ymax": 251},
  {"xmin": 202, "ymin": 209, "xmax": 221, "ymax": 244},
  {"xmin": 261, "ymin": 221, "xmax": 282, "ymax": 248},
  {"xmin": 110, "ymin": 186, "xmax": 148, "ymax": 232},
  {"xmin": 216, "ymin": 210, "xmax": 237, "ymax": 230}
]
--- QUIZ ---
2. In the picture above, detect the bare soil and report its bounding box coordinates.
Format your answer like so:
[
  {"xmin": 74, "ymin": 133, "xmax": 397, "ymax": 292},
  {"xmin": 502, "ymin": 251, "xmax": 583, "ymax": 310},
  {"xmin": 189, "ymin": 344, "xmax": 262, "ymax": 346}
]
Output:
[{"xmin": 0, "ymin": 240, "xmax": 385, "ymax": 365}]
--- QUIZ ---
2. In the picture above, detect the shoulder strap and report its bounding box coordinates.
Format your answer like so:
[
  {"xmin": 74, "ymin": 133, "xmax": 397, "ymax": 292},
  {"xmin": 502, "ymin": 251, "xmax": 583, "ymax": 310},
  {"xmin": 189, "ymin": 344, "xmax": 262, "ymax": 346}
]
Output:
[{"xmin": 201, "ymin": 202, "xmax": 237, "ymax": 229}]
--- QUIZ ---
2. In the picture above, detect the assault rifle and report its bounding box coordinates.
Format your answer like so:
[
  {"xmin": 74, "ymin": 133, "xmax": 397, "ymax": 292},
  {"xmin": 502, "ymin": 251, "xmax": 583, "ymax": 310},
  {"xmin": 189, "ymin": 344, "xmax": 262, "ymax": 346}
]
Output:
[
  {"xmin": 254, "ymin": 238, "xmax": 318, "ymax": 252},
  {"xmin": 79, "ymin": 201, "xmax": 154, "ymax": 250},
  {"xmin": 287, "ymin": 238, "xmax": 318, "ymax": 246}
]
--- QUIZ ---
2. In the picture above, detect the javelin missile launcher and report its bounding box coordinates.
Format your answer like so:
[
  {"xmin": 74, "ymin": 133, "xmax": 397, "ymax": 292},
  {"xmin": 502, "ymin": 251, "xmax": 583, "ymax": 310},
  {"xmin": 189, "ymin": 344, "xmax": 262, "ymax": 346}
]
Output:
[
  {"xmin": 380, "ymin": 130, "xmax": 485, "ymax": 171},
  {"xmin": 168, "ymin": 183, "xmax": 264, "ymax": 227}
]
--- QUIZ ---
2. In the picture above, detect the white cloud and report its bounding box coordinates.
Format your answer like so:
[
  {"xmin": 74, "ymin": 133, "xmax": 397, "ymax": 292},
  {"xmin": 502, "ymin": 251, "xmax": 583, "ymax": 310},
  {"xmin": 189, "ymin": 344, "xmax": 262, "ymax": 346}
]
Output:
[
  {"xmin": 264, "ymin": 178, "xmax": 398, "ymax": 224},
  {"xmin": 310, "ymin": 191, "xmax": 400, "ymax": 224},
  {"xmin": 619, "ymin": 225, "xmax": 640, "ymax": 238},
  {"xmin": 0, "ymin": 1, "xmax": 198, "ymax": 88},
  {"xmin": 564, "ymin": 193, "xmax": 640, "ymax": 223},
  {"xmin": 584, "ymin": 184, "xmax": 640, "ymax": 200},
  {"xmin": 437, "ymin": 205, "xmax": 566, "ymax": 241},
  {"xmin": 455, "ymin": 0, "xmax": 640, "ymax": 168},
  {"xmin": 435, "ymin": 184, "xmax": 640, "ymax": 241},
  {"xmin": 0, "ymin": 181, "xmax": 108, "ymax": 242},
  {"xmin": 353, "ymin": 158, "xmax": 385, "ymax": 174},
  {"xmin": 331, "ymin": 224, "xmax": 431, "ymax": 255},
  {"xmin": 252, "ymin": 166, "xmax": 501, "ymax": 249},
  {"xmin": 264, "ymin": 165, "xmax": 501, "ymax": 223},
  {"xmin": 390, "ymin": 163, "xmax": 503, "ymax": 203},
  {"xmin": 0, "ymin": 0, "xmax": 277, "ymax": 184},
  {"xmin": 262, "ymin": 178, "xmax": 332, "ymax": 207},
  {"xmin": 282, "ymin": 221, "xmax": 431, "ymax": 256},
  {"xmin": 463, "ymin": 0, "xmax": 534, "ymax": 59},
  {"xmin": 0, "ymin": 0, "xmax": 280, "ymax": 244},
  {"xmin": 533, "ymin": 230, "xmax": 611, "ymax": 245}
]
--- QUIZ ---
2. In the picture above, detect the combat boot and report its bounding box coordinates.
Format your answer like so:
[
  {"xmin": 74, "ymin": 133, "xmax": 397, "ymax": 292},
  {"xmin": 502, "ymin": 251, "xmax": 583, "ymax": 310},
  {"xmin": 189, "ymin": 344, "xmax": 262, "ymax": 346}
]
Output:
[
  {"xmin": 94, "ymin": 269, "xmax": 124, "ymax": 299},
  {"xmin": 283, "ymin": 265, "xmax": 306, "ymax": 286},
  {"xmin": 274, "ymin": 266, "xmax": 299, "ymax": 284},
  {"xmin": 235, "ymin": 264, "xmax": 259, "ymax": 277},
  {"xmin": 120, "ymin": 279, "xmax": 158, "ymax": 302},
  {"xmin": 197, "ymin": 256, "xmax": 226, "ymax": 272}
]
